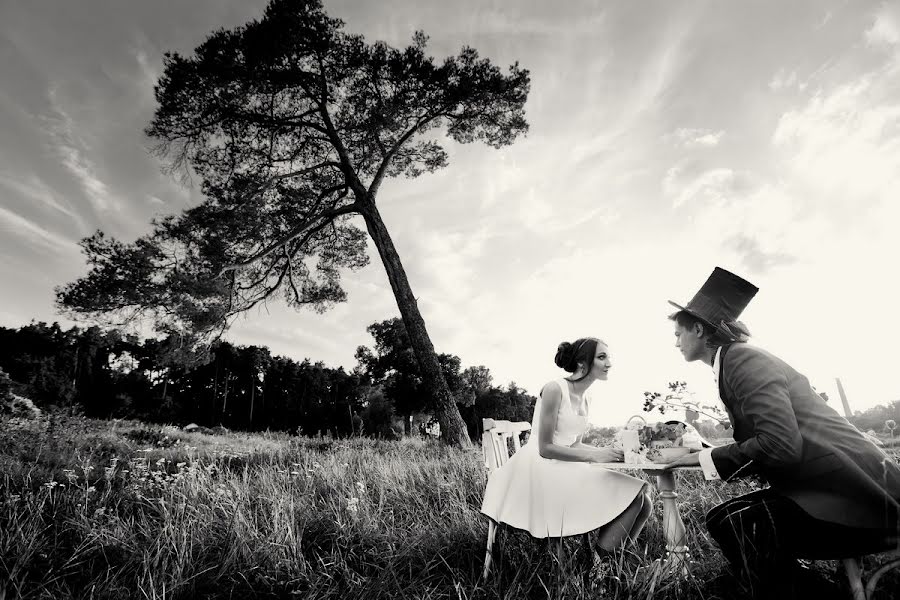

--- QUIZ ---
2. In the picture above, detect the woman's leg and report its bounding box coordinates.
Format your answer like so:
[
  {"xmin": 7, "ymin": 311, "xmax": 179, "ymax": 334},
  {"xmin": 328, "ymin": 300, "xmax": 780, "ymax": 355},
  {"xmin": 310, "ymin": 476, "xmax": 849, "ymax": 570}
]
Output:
[
  {"xmin": 595, "ymin": 484, "xmax": 651, "ymax": 551},
  {"xmin": 628, "ymin": 487, "xmax": 654, "ymax": 540}
]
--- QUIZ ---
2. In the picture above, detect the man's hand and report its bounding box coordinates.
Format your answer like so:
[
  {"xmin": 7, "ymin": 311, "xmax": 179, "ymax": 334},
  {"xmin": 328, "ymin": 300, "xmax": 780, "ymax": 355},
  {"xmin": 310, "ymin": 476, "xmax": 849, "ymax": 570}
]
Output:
[{"xmin": 663, "ymin": 451, "xmax": 701, "ymax": 470}]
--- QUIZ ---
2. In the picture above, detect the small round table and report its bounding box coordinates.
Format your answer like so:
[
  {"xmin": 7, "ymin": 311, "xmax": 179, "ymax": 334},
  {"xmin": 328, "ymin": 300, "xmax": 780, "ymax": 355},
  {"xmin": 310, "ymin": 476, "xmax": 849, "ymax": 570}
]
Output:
[{"xmin": 593, "ymin": 462, "xmax": 703, "ymax": 565}]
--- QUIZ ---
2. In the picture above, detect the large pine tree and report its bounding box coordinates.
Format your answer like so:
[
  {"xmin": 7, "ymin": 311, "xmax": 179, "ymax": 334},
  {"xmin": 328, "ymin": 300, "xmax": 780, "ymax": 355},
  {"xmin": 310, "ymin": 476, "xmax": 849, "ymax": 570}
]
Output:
[{"xmin": 57, "ymin": 0, "xmax": 530, "ymax": 446}]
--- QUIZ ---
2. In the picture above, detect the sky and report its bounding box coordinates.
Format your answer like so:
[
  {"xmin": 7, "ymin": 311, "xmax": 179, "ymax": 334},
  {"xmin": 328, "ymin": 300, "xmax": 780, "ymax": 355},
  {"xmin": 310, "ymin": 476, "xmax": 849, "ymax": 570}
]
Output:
[{"xmin": 1, "ymin": 0, "xmax": 899, "ymax": 426}]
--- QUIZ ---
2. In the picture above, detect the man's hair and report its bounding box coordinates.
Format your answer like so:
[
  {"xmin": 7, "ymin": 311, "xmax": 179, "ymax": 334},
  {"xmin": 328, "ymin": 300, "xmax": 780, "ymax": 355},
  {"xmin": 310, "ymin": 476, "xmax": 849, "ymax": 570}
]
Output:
[{"xmin": 669, "ymin": 311, "xmax": 739, "ymax": 348}]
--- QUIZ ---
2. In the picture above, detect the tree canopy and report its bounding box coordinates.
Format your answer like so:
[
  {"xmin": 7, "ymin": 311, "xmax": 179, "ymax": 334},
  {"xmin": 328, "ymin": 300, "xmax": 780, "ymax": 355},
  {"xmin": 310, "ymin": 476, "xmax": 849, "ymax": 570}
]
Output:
[{"xmin": 56, "ymin": 0, "xmax": 530, "ymax": 446}]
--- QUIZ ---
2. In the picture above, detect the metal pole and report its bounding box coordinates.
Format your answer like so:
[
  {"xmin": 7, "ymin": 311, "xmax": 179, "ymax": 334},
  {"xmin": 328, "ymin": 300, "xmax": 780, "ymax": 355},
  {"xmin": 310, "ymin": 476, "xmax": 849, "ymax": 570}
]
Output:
[{"xmin": 835, "ymin": 377, "xmax": 853, "ymax": 418}]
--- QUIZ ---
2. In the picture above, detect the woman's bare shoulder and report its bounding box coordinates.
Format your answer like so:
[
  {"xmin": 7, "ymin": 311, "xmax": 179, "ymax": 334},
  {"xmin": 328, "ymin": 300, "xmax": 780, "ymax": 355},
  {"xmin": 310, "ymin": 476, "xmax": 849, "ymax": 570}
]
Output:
[{"xmin": 540, "ymin": 380, "xmax": 563, "ymax": 401}]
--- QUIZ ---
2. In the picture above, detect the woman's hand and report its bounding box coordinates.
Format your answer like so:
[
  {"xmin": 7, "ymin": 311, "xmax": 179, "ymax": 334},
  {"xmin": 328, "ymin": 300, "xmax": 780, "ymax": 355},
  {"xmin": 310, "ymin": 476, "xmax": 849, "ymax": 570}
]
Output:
[{"xmin": 588, "ymin": 447, "xmax": 624, "ymax": 463}]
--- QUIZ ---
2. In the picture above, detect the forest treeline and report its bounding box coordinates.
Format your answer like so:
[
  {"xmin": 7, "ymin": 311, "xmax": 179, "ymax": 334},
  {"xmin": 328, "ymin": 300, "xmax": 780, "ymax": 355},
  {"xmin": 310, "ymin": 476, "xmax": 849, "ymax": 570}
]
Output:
[{"xmin": 0, "ymin": 318, "xmax": 535, "ymax": 440}]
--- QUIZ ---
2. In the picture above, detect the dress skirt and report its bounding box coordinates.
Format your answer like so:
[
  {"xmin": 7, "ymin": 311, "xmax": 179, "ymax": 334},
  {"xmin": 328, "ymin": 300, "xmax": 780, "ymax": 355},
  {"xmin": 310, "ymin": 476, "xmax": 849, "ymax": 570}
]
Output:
[{"xmin": 480, "ymin": 443, "xmax": 647, "ymax": 538}]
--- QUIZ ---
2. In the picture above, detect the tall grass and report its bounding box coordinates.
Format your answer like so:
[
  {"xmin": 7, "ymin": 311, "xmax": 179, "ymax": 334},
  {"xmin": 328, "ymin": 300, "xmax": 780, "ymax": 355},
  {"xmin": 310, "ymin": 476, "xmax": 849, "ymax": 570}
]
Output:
[{"xmin": 1, "ymin": 414, "xmax": 896, "ymax": 599}]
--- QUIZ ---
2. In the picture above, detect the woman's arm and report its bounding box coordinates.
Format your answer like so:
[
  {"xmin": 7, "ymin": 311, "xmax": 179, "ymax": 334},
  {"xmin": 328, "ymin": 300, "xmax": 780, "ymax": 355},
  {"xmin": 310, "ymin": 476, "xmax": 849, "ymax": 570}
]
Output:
[{"xmin": 537, "ymin": 382, "xmax": 621, "ymax": 463}]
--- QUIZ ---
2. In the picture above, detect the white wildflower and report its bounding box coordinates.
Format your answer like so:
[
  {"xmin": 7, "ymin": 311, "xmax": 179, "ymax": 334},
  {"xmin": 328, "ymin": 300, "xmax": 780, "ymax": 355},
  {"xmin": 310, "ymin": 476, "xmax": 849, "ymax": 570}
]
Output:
[{"xmin": 347, "ymin": 497, "xmax": 360, "ymax": 514}]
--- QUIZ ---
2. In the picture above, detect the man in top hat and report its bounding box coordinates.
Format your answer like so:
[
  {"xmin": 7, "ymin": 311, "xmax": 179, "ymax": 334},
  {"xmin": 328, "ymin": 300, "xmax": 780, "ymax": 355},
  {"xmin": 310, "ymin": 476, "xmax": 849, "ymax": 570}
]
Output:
[{"xmin": 664, "ymin": 267, "xmax": 900, "ymax": 598}]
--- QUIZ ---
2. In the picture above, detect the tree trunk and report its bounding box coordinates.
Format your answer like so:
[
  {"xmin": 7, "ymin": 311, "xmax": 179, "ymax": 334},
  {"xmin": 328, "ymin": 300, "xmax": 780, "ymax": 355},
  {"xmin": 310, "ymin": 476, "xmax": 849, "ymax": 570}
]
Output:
[
  {"xmin": 249, "ymin": 376, "xmax": 255, "ymax": 429},
  {"xmin": 358, "ymin": 201, "xmax": 471, "ymax": 447},
  {"xmin": 222, "ymin": 370, "xmax": 230, "ymax": 424}
]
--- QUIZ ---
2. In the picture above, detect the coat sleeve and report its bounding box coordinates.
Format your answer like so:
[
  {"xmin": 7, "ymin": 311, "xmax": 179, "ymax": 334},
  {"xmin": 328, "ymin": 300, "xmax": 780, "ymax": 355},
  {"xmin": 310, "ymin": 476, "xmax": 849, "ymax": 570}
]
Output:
[{"xmin": 710, "ymin": 346, "xmax": 804, "ymax": 481}]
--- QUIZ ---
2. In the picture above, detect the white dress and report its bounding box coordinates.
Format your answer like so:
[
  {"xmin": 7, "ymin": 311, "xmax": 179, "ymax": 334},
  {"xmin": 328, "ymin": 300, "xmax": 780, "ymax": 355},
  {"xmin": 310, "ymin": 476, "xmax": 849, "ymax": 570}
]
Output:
[{"xmin": 480, "ymin": 379, "xmax": 646, "ymax": 538}]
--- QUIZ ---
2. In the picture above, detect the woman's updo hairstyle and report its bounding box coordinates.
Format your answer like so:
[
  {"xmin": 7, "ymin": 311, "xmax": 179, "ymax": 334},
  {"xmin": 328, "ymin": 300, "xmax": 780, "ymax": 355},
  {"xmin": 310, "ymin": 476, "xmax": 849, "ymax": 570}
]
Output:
[{"xmin": 554, "ymin": 337, "xmax": 602, "ymax": 380}]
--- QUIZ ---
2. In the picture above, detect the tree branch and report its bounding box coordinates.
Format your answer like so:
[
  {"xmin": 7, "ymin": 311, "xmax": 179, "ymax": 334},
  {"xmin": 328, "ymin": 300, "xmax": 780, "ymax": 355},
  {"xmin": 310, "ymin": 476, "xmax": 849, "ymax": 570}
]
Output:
[
  {"xmin": 315, "ymin": 55, "xmax": 368, "ymax": 199},
  {"xmin": 217, "ymin": 202, "xmax": 359, "ymax": 277},
  {"xmin": 284, "ymin": 246, "xmax": 302, "ymax": 304},
  {"xmin": 368, "ymin": 113, "xmax": 438, "ymax": 196}
]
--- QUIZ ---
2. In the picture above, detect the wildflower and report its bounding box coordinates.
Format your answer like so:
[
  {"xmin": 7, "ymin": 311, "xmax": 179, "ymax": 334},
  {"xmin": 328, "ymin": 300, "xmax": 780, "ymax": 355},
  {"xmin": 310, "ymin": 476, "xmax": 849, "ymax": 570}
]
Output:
[
  {"xmin": 355, "ymin": 480, "xmax": 366, "ymax": 494},
  {"xmin": 347, "ymin": 497, "xmax": 360, "ymax": 515}
]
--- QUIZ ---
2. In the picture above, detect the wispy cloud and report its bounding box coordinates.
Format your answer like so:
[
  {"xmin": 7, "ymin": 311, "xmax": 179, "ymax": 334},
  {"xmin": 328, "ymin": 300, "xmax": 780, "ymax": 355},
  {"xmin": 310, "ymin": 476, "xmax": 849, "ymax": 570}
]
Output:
[
  {"xmin": 726, "ymin": 233, "xmax": 797, "ymax": 273},
  {"xmin": 772, "ymin": 56, "xmax": 900, "ymax": 210},
  {"xmin": 865, "ymin": 5, "xmax": 900, "ymax": 47},
  {"xmin": 668, "ymin": 127, "xmax": 725, "ymax": 148},
  {"xmin": 42, "ymin": 88, "xmax": 116, "ymax": 215},
  {"xmin": 769, "ymin": 68, "xmax": 804, "ymax": 92},
  {"xmin": 0, "ymin": 205, "xmax": 77, "ymax": 254},
  {"xmin": 0, "ymin": 172, "xmax": 88, "ymax": 232},
  {"xmin": 664, "ymin": 166, "xmax": 749, "ymax": 209}
]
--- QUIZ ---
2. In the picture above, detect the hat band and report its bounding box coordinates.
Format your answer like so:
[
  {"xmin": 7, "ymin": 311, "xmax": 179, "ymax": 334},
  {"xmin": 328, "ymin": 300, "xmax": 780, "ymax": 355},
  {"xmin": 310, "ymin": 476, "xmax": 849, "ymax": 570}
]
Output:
[{"xmin": 686, "ymin": 292, "xmax": 741, "ymax": 323}]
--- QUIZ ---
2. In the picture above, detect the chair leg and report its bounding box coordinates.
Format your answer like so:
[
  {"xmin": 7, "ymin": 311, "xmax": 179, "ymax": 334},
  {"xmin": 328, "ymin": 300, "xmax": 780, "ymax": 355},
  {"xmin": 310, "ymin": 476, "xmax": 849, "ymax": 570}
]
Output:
[
  {"xmin": 866, "ymin": 557, "xmax": 900, "ymax": 599},
  {"xmin": 842, "ymin": 557, "xmax": 867, "ymax": 600},
  {"xmin": 483, "ymin": 520, "xmax": 498, "ymax": 579}
]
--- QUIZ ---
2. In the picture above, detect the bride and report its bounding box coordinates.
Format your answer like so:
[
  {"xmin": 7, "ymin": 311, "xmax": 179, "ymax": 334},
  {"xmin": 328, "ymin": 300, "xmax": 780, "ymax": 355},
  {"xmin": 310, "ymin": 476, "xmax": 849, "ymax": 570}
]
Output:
[{"xmin": 481, "ymin": 337, "xmax": 652, "ymax": 549}]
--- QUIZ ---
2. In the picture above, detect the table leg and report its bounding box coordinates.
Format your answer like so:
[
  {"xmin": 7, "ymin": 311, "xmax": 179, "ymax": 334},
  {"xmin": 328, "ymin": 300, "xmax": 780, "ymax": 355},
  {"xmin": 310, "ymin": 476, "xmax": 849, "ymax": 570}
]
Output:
[{"xmin": 655, "ymin": 471, "xmax": 688, "ymax": 556}]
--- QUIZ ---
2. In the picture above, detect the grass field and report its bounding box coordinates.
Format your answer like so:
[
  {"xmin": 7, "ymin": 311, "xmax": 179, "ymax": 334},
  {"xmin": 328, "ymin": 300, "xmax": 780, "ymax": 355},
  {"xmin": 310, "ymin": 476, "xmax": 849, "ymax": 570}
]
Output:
[{"xmin": 1, "ymin": 414, "xmax": 898, "ymax": 599}]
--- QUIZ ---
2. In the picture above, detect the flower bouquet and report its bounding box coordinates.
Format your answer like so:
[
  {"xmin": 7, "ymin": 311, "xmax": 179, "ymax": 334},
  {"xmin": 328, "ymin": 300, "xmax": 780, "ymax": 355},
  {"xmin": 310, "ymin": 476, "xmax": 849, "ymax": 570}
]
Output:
[{"xmin": 615, "ymin": 416, "xmax": 701, "ymax": 463}]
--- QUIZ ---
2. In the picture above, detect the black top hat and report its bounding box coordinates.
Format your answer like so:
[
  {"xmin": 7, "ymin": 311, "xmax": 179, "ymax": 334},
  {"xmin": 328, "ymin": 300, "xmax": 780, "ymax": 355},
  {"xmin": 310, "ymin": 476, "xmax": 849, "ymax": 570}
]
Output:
[{"xmin": 668, "ymin": 267, "xmax": 758, "ymax": 339}]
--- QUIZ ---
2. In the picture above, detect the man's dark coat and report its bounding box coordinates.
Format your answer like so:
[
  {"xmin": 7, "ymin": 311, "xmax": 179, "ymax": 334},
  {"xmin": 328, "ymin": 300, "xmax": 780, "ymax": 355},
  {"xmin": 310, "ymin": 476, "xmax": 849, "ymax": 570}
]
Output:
[{"xmin": 710, "ymin": 343, "xmax": 900, "ymax": 530}]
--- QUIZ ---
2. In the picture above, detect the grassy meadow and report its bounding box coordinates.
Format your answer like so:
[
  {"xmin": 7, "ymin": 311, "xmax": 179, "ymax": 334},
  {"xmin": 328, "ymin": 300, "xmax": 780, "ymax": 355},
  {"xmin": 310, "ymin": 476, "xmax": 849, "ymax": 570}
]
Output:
[{"xmin": 1, "ymin": 414, "xmax": 899, "ymax": 600}]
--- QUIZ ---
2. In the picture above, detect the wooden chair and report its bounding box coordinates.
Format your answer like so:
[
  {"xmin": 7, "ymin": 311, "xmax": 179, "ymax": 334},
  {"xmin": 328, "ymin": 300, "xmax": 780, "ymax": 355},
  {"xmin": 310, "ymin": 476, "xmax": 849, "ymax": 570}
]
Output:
[
  {"xmin": 481, "ymin": 418, "xmax": 531, "ymax": 579},
  {"xmin": 841, "ymin": 551, "xmax": 900, "ymax": 599}
]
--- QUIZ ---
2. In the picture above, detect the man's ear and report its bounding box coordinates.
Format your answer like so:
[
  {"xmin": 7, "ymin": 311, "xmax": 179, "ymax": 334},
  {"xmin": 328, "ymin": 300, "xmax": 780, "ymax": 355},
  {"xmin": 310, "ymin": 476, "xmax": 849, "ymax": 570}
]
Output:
[{"xmin": 692, "ymin": 322, "xmax": 705, "ymax": 337}]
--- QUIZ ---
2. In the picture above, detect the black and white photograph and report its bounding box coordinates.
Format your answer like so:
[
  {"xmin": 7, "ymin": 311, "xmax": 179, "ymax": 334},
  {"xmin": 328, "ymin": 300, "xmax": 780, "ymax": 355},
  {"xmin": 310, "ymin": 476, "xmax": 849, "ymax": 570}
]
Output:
[{"xmin": 2, "ymin": 1, "xmax": 900, "ymax": 598}]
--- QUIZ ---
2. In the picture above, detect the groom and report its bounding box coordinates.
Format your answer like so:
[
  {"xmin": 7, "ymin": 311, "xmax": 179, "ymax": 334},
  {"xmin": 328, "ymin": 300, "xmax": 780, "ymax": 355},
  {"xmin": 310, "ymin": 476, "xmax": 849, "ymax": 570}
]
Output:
[{"xmin": 664, "ymin": 267, "xmax": 900, "ymax": 598}]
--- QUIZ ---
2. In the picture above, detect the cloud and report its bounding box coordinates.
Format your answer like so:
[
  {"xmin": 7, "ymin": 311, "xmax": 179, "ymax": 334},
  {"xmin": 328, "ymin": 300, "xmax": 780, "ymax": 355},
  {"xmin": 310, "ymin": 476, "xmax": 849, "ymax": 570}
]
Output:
[
  {"xmin": 662, "ymin": 162, "xmax": 804, "ymax": 275},
  {"xmin": 42, "ymin": 87, "xmax": 117, "ymax": 215},
  {"xmin": 725, "ymin": 233, "xmax": 797, "ymax": 273},
  {"xmin": 769, "ymin": 68, "xmax": 802, "ymax": 91},
  {"xmin": 772, "ymin": 55, "xmax": 900, "ymax": 211},
  {"xmin": 133, "ymin": 47, "xmax": 161, "ymax": 99},
  {"xmin": 669, "ymin": 127, "xmax": 724, "ymax": 148},
  {"xmin": 664, "ymin": 166, "xmax": 748, "ymax": 209},
  {"xmin": 460, "ymin": 7, "xmax": 607, "ymax": 37},
  {"xmin": 865, "ymin": 6, "xmax": 900, "ymax": 47},
  {"xmin": 412, "ymin": 225, "xmax": 490, "ymax": 304},
  {"xmin": 0, "ymin": 205, "xmax": 77, "ymax": 254},
  {"xmin": 0, "ymin": 172, "xmax": 86, "ymax": 230}
]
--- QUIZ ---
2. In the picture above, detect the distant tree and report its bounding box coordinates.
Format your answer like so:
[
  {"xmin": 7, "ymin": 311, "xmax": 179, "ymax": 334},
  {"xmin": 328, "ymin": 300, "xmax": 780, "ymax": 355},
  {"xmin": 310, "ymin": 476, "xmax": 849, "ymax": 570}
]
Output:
[
  {"xmin": 886, "ymin": 419, "xmax": 897, "ymax": 438},
  {"xmin": 355, "ymin": 317, "xmax": 465, "ymax": 434},
  {"xmin": 469, "ymin": 381, "xmax": 536, "ymax": 440},
  {"xmin": 459, "ymin": 365, "xmax": 493, "ymax": 407},
  {"xmin": 0, "ymin": 322, "xmax": 78, "ymax": 407},
  {"xmin": 849, "ymin": 400, "xmax": 900, "ymax": 433},
  {"xmin": 361, "ymin": 387, "xmax": 398, "ymax": 439},
  {"xmin": 0, "ymin": 368, "xmax": 12, "ymax": 402},
  {"xmin": 55, "ymin": 0, "xmax": 529, "ymax": 447}
]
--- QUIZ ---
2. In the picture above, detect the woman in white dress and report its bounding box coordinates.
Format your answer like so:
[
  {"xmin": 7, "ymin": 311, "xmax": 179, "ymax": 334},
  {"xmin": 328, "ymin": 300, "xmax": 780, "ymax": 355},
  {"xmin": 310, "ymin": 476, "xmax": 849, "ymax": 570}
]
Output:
[{"xmin": 481, "ymin": 337, "xmax": 652, "ymax": 549}]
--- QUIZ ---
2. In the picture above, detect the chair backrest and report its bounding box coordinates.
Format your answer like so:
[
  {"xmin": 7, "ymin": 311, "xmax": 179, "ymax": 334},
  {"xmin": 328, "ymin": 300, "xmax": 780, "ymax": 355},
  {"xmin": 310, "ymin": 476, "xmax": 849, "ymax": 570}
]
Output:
[{"xmin": 481, "ymin": 418, "xmax": 531, "ymax": 472}]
